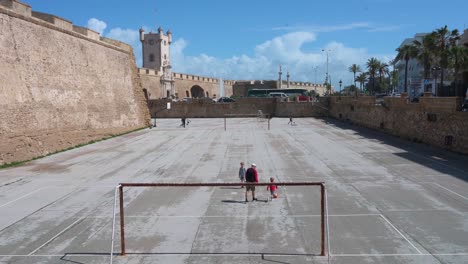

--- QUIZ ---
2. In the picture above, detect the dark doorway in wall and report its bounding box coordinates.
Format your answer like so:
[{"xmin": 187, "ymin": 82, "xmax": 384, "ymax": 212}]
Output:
[{"xmin": 190, "ymin": 85, "xmax": 204, "ymax": 98}]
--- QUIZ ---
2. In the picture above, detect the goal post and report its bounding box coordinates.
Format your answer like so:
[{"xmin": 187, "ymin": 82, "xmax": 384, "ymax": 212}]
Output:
[
  {"xmin": 224, "ymin": 113, "xmax": 271, "ymax": 131},
  {"xmin": 112, "ymin": 182, "xmax": 328, "ymax": 258}
]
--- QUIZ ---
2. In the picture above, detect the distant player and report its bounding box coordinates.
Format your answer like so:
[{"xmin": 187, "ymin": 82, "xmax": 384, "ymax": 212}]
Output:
[
  {"xmin": 238, "ymin": 161, "xmax": 246, "ymax": 188},
  {"xmin": 288, "ymin": 116, "xmax": 293, "ymax": 125},
  {"xmin": 266, "ymin": 177, "xmax": 278, "ymax": 201}
]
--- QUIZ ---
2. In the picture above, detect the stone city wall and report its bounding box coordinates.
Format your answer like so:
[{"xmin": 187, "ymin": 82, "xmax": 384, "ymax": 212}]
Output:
[
  {"xmin": 139, "ymin": 68, "xmax": 233, "ymax": 100},
  {"xmin": 328, "ymin": 96, "xmax": 468, "ymax": 154},
  {"xmin": 148, "ymin": 98, "xmax": 328, "ymax": 118},
  {"xmin": 0, "ymin": 0, "xmax": 150, "ymax": 165}
]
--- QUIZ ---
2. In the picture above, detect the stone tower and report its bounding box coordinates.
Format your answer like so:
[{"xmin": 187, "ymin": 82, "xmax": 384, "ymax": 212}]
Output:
[
  {"xmin": 140, "ymin": 26, "xmax": 172, "ymax": 73},
  {"xmin": 140, "ymin": 26, "xmax": 174, "ymax": 98}
]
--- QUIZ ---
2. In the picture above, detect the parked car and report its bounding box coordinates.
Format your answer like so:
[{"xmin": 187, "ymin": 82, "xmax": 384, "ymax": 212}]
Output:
[
  {"xmin": 218, "ymin": 97, "xmax": 235, "ymax": 102},
  {"xmin": 268, "ymin": 92, "xmax": 288, "ymax": 98},
  {"xmin": 462, "ymin": 100, "xmax": 468, "ymax": 112}
]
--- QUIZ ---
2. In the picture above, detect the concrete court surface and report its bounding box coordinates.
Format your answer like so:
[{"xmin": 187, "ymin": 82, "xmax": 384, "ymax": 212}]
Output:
[{"xmin": 0, "ymin": 117, "xmax": 467, "ymax": 264}]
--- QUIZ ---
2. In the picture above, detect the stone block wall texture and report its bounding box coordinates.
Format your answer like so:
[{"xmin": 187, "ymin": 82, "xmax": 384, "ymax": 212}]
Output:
[
  {"xmin": 0, "ymin": 3, "xmax": 150, "ymax": 165},
  {"xmin": 148, "ymin": 98, "xmax": 328, "ymax": 118},
  {"xmin": 329, "ymin": 96, "xmax": 468, "ymax": 154},
  {"xmin": 139, "ymin": 70, "xmax": 234, "ymax": 100}
]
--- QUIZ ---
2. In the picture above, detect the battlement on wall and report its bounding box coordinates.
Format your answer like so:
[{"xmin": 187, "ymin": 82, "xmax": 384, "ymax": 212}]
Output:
[
  {"xmin": 289, "ymin": 81, "xmax": 327, "ymax": 88},
  {"xmin": 138, "ymin": 68, "xmax": 236, "ymax": 85},
  {"xmin": 0, "ymin": 0, "xmax": 131, "ymax": 52}
]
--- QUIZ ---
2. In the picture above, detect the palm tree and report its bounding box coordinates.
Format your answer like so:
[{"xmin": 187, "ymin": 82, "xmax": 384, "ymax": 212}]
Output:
[
  {"xmin": 395, "ymin": 45, "xmax": 418, "ymax": 93},
  {"xmin": 356, "ymin": 72, "xmax": 367, "ymax": 93},
  {"xmin": 378, "ymin": 62, "xmax": 389, "ymax": 92},
  {"xmin": 430, "ymin": 26, "xmax": 460, "ymax": 94},
  {"xmin": 348, "ymin": 64, "xmax": 361, "ymax": 88},
  {"xmin": 449, "ymin": 45, "xmax": 468, "ymax": 95},
  {"xmin": 413, "ymin": 34, "xmax": 436, "ymax": 80},
  {"xmin": 366, "ymin": 57, "xmax": 380, "ymax": 95}
]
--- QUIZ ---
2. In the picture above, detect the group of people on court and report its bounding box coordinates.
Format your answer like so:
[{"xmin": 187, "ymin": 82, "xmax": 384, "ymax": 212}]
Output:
[{"xmin": 238, "ymin": 162, "xmax": 278, "ymax": 202}]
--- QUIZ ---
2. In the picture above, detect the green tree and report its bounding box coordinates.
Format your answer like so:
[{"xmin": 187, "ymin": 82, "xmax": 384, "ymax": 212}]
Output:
[
  {"xmin": 449, "ymin": 45, "xmax": 468, "ymax": 92},
  {"xmin": 348, "ymin": 64, "xmax": 361, "ymax": 88},
  {"xmin": 430, "ymin": 26, "xmax": 460, "ymax": 94},
  {"xmin": 356, "ymin": 72, "xmax": 367, "ymax": 93},
  {"xmin": 366, "ymin": 57, "xmax": 380, "ymax": 95},
  {"xmin": 395, "ymin": 45, "xmax": 418, "ymax": 93},
  {"xmin": 413, "ymin": 34, "xmax": 436, "ymax": 79}
]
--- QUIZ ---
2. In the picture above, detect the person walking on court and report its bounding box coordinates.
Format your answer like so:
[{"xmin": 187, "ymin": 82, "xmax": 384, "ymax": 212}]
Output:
[
  {"xmin": 245, "ymin": 163, "xmax": 258, "ymax": 202},
  {"xmin": 266, "ymin": 177, "xmax": 278, "ymax": 201},
  {"xmin": 288, "ymin": 115, "xmax": 293, "ymax": 125},
  {"xmin": 239, "ymin": 162, "xmax": 246, "ymax": 188},
  {"xmin": 180, "ymin": 117, "xmax": 186, "ymax": 128}
]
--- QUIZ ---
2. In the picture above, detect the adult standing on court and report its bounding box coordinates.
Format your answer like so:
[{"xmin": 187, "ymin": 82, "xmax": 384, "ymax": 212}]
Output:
[
  {"xmin": 245, "ymin": 163, "xmax": 258, "ymax": 202},
  {"xmin": 239, "ymin": 162, "xmax": 246, "ymax": 188}
]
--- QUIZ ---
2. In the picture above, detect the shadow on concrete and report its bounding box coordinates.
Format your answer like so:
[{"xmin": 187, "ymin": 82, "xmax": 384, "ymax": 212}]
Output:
[
  {"xmin": 60, "ymin": 251, "xmax": 322, "ymax": 263},
  {"xmin": 220, "ymin": 187, "xmax": 242, "ymax": 190},
  {"xmin": 320, "ymin": 117, "xmax": 468, "ymax": 183},
  {"xmin": 221, "ymin": 199, "xmax": 246, "ymax": 204}
]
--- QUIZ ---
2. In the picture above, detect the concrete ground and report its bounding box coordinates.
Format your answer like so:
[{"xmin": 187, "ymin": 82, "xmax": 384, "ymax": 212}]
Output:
[{"xmin": 0, "ymin": 117, "xmax": 467, "ymax": 264}]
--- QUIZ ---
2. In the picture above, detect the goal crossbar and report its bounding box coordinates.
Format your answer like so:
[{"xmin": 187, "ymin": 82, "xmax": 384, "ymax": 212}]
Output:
[{"xmin": 113, "ymin": 182, "xmax": 328, "ymax": 257}]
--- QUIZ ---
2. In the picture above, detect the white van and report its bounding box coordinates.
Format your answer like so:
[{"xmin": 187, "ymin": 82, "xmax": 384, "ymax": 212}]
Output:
[{"xmin": 268, "ymin": 92, "xmax": 288, "ymax": 98}]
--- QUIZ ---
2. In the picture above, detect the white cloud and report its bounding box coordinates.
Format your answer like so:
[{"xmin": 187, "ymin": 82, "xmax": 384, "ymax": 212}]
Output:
[
  {"xmin": 170, "ymin": 31, "xmax": 393, "ymax": 89},
  {"xmin": 107, "ymin": 28, "xmax": 139, "ymax": 45},
  {"xmin": 105, "ymin": 28, "xmax": 142, "ymax": 66},
  {"xmin": 86, "ymin": 18, "xmax": 107, "ymax": 35},
  {"xmin": 85, "ymin": 18, "xmax": 394, "ymax": 89}
]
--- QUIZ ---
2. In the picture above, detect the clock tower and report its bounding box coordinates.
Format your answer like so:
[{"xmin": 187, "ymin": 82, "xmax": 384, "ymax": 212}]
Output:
[{"xmin": 139, "ymin": 26, "xmax": 172, "ymax": 73}]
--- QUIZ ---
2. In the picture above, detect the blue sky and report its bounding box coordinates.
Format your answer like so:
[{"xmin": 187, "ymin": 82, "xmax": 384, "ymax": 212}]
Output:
[{"xmin": 22, "ymin": 0, "xmax": 468, "ymax": 89}]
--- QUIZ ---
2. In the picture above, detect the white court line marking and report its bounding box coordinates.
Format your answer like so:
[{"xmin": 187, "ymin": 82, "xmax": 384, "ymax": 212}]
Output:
[
  {"xmin": 425, "ymin": 182, "xmax": 468, "ymax": 201},
  {"xmin": 28, "ymin": 218, "xmax": 84, "ymax": 256},
  {"xmin": 379, "ymin": 214, "xmax": 423, "ymax": 255},
  {"xmin": 0, "ymin": 187, "xmax": 47, "ymax": 209},
  {"xmin": 2, "ymin": 253, "xmax": 468, "ymax": 257},
  {"xmin": 331, "ymin": 253, "xmax": 468, "ymax": 257}
]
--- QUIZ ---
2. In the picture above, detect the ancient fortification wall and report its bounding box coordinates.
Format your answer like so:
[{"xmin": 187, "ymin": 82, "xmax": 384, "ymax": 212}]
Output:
[
  {"xmin": 148, "ymin": 98, "xmax": 328, "ymax": 118},
  {"xmin": 328, "ymin": 96, "xmax": 468, "ymax": 154},
  {"xmin": 0, "ymin": 1, "xmax": 150, "ymax": 165},
  {"xmin": 139, "ymin": 69, "xmax": 234, "ymax": 100}
]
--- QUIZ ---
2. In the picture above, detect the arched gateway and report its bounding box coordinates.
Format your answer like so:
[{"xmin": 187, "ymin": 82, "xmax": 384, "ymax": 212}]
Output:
[{"xmin": 190, "ymin": 85, "xmax": 204, "ymax": 98}]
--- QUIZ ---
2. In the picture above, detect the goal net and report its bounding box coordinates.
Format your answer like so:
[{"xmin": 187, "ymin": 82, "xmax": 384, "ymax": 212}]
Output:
[
  {"xmin": 224, "ymin": 112, "xmax": 271, "ymax": 131},
  {"xmin": 110, "ymin": 182, "xmax": 329, "ymax": 261}
]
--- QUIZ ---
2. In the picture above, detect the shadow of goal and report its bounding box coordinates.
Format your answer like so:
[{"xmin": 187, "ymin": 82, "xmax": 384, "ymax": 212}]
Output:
[{"xmin": 110, "ymin": 182, "xmax": 330, "ymax": 262}]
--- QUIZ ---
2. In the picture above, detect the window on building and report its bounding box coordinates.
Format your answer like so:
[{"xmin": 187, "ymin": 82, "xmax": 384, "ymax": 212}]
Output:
[
  {"xmin": 164, "ymin": 54, "xmax": 167, "ymax": 60},
  {"xmin": 149, "ymin": 39, "xmax": 154, "ymax": 45},
  {"xmin": 149, "ymin": 54, "xmax": 155, "ymax": 62},
  {"xmin": 164, "ymin": 40, "xmax": 167, "ymax": 45}
]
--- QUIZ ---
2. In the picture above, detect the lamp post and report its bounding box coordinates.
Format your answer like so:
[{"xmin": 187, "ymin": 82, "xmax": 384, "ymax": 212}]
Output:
[
  {"xmin": 312, "ymin": 66, "xmax": 318, "ymax": 84},
  {"xmin": 322, "ymin": 49, "xmax": 331, "ymax": 87},
  {"xmin": 431, "ymin": 66, "xmax": 441, "ymax": 96},
  {"xmin": 339, "ymin": 79, "xmax": 342, "ymax": 99}
]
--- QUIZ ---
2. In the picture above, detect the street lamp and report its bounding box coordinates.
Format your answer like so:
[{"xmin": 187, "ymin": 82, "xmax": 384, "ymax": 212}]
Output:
[
  {"xmin": 338, "ymin": 79, "xmax": 342, "ymax": 100},
  {"xmin": 431, "ymin": 66, "xmax": 441, "ymax": 96},
  {"xmin": 322, "ymin": 49, "xmax": 331, "ymax": 86},
  {"xmin": 312, "ymin": 66, "xmax": 318, "ymax": 84}
]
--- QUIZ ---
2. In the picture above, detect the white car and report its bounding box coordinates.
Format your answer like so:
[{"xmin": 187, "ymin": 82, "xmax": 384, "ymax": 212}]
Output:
[{"xmin": 268, "ymin": 92, "xmax": 288, "ymax": 98}]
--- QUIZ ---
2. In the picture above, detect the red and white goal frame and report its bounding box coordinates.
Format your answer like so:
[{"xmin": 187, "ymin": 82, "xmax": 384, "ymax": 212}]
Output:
[{"xmin": 110, "ymin": 182, "xmax": 330, "ymax": 260}]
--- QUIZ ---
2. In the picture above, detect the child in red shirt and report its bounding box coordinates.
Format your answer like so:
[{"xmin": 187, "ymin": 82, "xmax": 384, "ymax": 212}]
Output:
[{"xmin": 266, "ymin": 177, "xmax": 278, "ymax": 200}]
